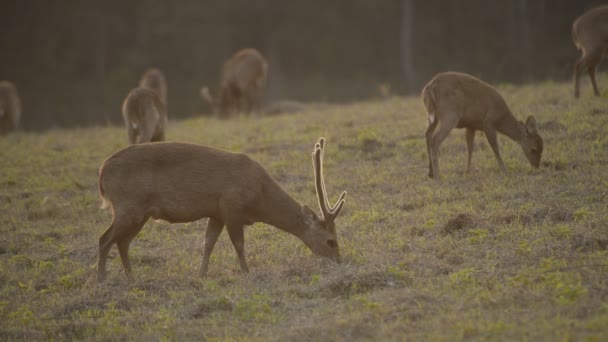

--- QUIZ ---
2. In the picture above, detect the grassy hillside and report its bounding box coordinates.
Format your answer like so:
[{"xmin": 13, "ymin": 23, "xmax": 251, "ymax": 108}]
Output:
[{"xmin": 1, "ymin": 79, "xmax": 607, "ymax": 340}]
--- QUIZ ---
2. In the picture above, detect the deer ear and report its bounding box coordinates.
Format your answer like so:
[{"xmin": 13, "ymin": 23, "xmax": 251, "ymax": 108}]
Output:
[
  {"xmin": 525, "ymin": 116, "xmax": 538, "ymax": 134},
  {"xmin": 302, "ymin": 205, "xmax": 321, "ymax": 225}
]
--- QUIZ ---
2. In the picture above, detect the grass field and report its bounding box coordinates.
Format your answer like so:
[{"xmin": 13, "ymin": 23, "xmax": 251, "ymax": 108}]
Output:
[{"xmin": 1, "ymin": 79, "xmax": 607, "ymax": 341}]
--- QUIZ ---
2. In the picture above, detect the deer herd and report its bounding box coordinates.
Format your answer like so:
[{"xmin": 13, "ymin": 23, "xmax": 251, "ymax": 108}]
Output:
[{"xmin": 1, "ymin": 7, "xmax": 606, "ymax": 282}]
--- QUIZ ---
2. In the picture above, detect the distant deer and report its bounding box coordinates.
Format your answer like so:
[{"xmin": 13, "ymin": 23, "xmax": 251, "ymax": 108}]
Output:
[
  {"xmin": 122, "ymin": 87, "xmax": 167, "ymax": 144},
  {"xmin": 96, "ymin": 137, "xmax": 347, "ymax": 282},
  {"xmin": 0, "ymin": 81, "xmax": 21, "ymax": 135},
  {"xmin": 572, "ymin": 5, "xmax": 608, "ymax": 98},
  {"xmin": 422, "ymin": 72, "xmax": 543, "ymax": 179},
  {"xmin": 201, "ymin": 48, "xmax": 268, "ymax": 117},
  {"xmin": 139, "ymin": 68, "xmax": 168, "ymax": 106}
]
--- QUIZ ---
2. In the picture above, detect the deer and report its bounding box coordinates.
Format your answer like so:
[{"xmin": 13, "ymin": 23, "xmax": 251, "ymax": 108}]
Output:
[
  {"xmin": 139, "ymin": 68, "xmax": 168, "ymax": 106},
  {"xmin": 96, "ymin": 137, "xmax": 347, "ymax": 283},
  {"xmin": 0, "ymin": 81, "xmax": 22, "ymax": 135},
  {"xmin": 422, "ymin": 72, "xmax": 543, "ymax": 179},
  {"xmin": 201, "ymin": 48, "xmax": 268, "ymax": 117},
  {"xmin": 122, "ymin": 87, "xmax": 167, "ymax": 145},
  {"xmin": 572, "ymin": 5, "xmax": 608, "ymax": 98}
]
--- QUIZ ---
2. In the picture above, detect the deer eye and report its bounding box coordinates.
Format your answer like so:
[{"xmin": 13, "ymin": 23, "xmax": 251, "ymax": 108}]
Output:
[{"xmin": 326, "ymin": 239, "xmax": 337, "ymax": 248}]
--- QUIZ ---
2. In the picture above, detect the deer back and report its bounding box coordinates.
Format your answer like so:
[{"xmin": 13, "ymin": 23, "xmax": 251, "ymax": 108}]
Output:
[
  {"xmin": 221, "ymin": 49, "xmax": 268, "ymax": 96},
  {"xmin": 139, "ymin": 68, "xmax": 168, "ymax": 105},
  {"xmin": 122, "ymin": 87, "xmax": 167, "ymax": 144},
  {"xmin": 423, "ymin": 72, "xmax": 512, "ymax": 129},
  {"xmin": 572, "ymin": 6, "xmax": 608, "ymax": 53},
  {"xmin": 0, "ymin": 81, "xmax": 21, "ymax": 134},
  {"xmin": 100, "ymin": 142, "xmax": 272, "ymax": 223}
]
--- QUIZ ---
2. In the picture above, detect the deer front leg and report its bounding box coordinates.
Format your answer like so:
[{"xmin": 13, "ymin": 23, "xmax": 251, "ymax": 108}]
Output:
[
  {"xmin": 484, "ymin": 127, "xmax": 506, "ymax": 172},
  {"xmin": 199, "ymin": 218, "xmax": 224, "ymax": 277},
  {"xmin": 465, "ymin": 127, "xmax": 476, "ymax": 174},
  {"xmin": 425, "ymin": 115, "xmax": 438, "ymax": 178},
  {"xmin": 226, "ymin": 221, "xmax": 249, "ymax": 273}
]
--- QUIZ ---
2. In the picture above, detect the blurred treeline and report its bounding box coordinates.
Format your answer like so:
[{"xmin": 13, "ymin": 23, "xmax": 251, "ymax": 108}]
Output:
[{"xmin": 0, "ymin": 0, "xmax": 603, "ymax": 131}]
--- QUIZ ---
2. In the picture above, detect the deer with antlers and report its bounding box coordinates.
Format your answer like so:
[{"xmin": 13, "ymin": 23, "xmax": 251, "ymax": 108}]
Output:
[
  {"xmin": 96, "ymin": 137, "xmax": 346, "ymax": 282},
  {"xmin": 422, "ymin": 72, "xmax": 543, "ymax": 179},
  {"xmin": 572, "ymin": 5, "xmax": 608, "ymax": 98}
]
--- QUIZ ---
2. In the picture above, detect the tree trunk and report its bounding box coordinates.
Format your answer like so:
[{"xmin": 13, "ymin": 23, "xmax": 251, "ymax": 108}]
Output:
[{"xmin": 400, "ymin": 0, "xmax": 415, "ymax": 93}]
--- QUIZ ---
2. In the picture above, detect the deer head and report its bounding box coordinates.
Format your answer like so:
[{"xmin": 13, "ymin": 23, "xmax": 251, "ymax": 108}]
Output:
[
  {"xmin": 520, "ymin": 116, "xmax": 543, "ymax": 168},
  {"xmin": 300, "ymin": 138, "xmax": 347, "ymax": 262}
]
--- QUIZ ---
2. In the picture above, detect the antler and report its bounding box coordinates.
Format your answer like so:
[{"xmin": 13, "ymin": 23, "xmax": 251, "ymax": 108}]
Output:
[{"xmin": 312, "ymin": 137, "xmax": 347, "ymax": 222}]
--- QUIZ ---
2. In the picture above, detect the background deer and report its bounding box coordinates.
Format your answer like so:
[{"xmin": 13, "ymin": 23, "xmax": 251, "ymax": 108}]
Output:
[
  {"xmin": 422, "ymin": 72, "xmax": 543, "ymax": 179},
  {"xmin": 572, "ymin": 5, "xmax": 608, "ymax": 98},
  {"xmin": 139, "ymin": 68, "xmax": 168, "ymax": 106},
  {"xmin": 0, "ymin": 81, "xmax": 21, "ymax": 135},
  {"xmin": 201, "ymin": 48, "xmax": 268, "ymax": 117},
  {"xmin": 96, "ymin": 137, "xmax": 346, "ymax": 282},
  {"xmin": 122, "ymin": 87, "xmax": 167, "ymax": 144}
]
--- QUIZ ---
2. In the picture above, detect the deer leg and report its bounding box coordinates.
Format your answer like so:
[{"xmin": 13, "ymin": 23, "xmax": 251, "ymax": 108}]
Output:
[
  {"xmin": 97, "ymin": 213, "xmax": 147, "ymax": 283},
  {"xmin": 425, "ymin": 114, "xmax": 439, "ymax": 178},
  {"xmin": 430, "ymin": 114, "xmax": 459, "ymax": 179},
  {"xmin": 97, "ymin": 224, "xmax": 116, "ymax": 283},
  {"xmin": 116, "ymin": 220, "xmax": 146, "ymax": 280},
  {"xmin": 199, "ymin": 218, "xmax": 224, "ymax": 277},
  {"xmin": 226, "ymin": 221, "xmax": 249, "ymax": 273},
  {"xmin": 574, "ymin": 56, "xmax": 584, "ymax": 98},
  {"xmin": 587, "ymin": 53, "xmax": 602, "ymax": 97},
  {"xmin": 483, "ymin": 127, "xmax": 506, "ymax": 172},
  {"xmin": 465, "ymin": 128, "xmax": 476, "ymax": 173}
]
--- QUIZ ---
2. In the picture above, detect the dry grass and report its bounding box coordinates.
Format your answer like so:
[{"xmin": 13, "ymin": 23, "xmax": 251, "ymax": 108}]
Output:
[{"xmin": 1, "ymin": 79, "xmax": 607, "ymax": 340}]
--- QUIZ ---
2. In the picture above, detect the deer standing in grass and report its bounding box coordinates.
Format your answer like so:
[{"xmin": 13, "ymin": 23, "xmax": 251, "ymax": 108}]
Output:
[
  {"xmin": 572, "ymin": 5, "xmax": 608, "ymax": 98},
  {"xmin": 96, "ymin": 137, "xmax": 346, "ymax": 283},
  {"xmin": 422, "ymin": 72, "xmax": 543, "ymax": 179},
  {"xmin": 122, "ymin": 87, "xmax": 167, "ymax": 144},
  {"xmin": 139, "ymin": 68, "xmax": 168, "ymax": 106},
  {"xmin": 201, "ymin": 48, "xmax": 268, "ymax": 117},
  {"xmin": 0, "ymin": 81, "xmax": 21, "ymax": 135}
]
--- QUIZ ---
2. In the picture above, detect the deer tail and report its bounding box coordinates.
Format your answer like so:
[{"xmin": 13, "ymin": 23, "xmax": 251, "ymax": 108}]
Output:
[
  {"xmin": 422, "ymin": 84, "xmax": 437, "ymax": 123},
  {"xmin": 98, "ymin": 164, "xmax": 110, "ymax": 210}
]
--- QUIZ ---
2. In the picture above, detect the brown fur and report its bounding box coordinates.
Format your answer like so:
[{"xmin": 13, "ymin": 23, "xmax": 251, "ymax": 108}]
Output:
[
  {"xmin": 122, "ymin": 87, "xmax": 167, "ymax": 144},
  {"xmin": 139, "ymin": 68, "xmax": 168, "ymax": 106},
  {"xmin": 0, "ymin": 81, "xmax": 21, "ymax": 135},
  {"xmin": 422, "ymin": 72, "xmax": 543, "ymax": 179},
  {"xmin": 201, "ymin": 48, "xmax": 268, "ymax": 117},
  {"xmin": 572, "ymin": 5, "xmax": 608, "ymax": 98},
  {"xmin": 96, "ymin": 138, "xmax": 346, "ymax": 282}
]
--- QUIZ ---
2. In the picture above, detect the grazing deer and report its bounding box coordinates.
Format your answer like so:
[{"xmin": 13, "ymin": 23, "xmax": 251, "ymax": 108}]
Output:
[
  {"xmin": 201, "ymin": 48, "xmax": 268, "ymax": 117},
  {"xmin": 422, "ymin": 72, "xmax": 543, "ymax": 179},
  {"xmin": 96, "ymin": 137, "xmax": 347, "ymax": 282},
  {"xmin": 122, "ymin": 87, "xmax": 167, "ymax": 144},
  {"xmin": 139, "ymin": 68, "xmax": 168, "ymax": 106},
  {"xmin": 0, "ymin": 81, "xmax": 21, "ymax": 135},
  {"xmin": 572, "ymin": 5, "xmax": 608, "ymax": 98}
]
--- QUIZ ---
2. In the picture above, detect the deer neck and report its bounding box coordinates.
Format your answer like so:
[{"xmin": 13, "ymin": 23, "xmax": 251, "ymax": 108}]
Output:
[
  {"xmin": 255, "ymin": 180, "xmax": 310, "ymax": 240},
  {"xmin": 496, "ymin": 110, "xmax": 525, "ymax": 144}
]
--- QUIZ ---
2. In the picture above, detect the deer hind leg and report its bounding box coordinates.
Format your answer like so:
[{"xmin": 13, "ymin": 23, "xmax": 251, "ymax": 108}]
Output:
[
  {"xmin": 116, "ymin": 219, "xmax": 146, "ymax": 280},
  {"xmin": 425, "ymin": 113, "xmax": 439, "ymax": 178},
  {"xmin": 97, "ymin": 211, "xmax": 147, "ymax": 283},
  {"xmin": 429, "ymin": 113, "xmax": 459, "ymax": 179},
  {"xmin": 226, "ymin": 220, "xmax": 249, "ymax": 273},
  {"xmin": 575, "ymin": 50, "xmax": 602, "ymax": 98},
  {"xmin": 586, "ymin": 51, "xmax": 603, "ymax": 97},
  {"xmin": 574, "ymin": 55, "xmax": 584, "ymax": 98},
  {"xmin": 199, "ymin": 218, "xmax": 224, "ymax": 277},
  {"xmin": 97, "ymin": 224, "xmax": 115, "ymax": 283},
  {"xmin": 465, "ymin": 127, "xmax": 476, "ymax": 174},
  {"xmin": 483, "ymin": 126, "xmax": 506, "ymax": 172}
]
